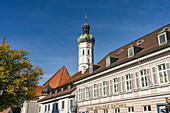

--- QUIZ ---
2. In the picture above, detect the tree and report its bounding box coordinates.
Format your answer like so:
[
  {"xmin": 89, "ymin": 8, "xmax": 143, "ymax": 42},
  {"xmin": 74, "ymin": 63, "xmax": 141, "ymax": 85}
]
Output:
[{"xmin": 0, "ymin": 38, "xmax": 44, "ymax": 111}]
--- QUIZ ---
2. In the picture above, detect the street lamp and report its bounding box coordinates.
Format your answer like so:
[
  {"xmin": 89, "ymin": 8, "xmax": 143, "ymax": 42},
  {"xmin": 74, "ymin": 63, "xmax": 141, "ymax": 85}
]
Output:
[{"xmin": 0, "ymin": 84, "xmax": 3, "ymax": 95}]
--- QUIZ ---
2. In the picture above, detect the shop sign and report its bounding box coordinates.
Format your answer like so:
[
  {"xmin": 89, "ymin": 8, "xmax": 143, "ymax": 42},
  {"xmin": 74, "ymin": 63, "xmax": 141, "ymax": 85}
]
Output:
[{"xmin": 86, "ymin": 104, "xmax": 126, "ymax": 111}]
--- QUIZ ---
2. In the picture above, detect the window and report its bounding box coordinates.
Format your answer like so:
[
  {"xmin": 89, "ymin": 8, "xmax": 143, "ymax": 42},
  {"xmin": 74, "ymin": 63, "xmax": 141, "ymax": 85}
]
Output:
[
  {"xmin": 50, "ymin": 91, "xmax": 52, "ymax": 96},
  {"xmin": 39, "ymin": 106, "xmax": 41, "ymax": 112},
  {"xmin": 104, "ymin": 109, "xmax": 108, "ymax": 113},
  {"xmin": 158, "ymin": 33, "xmax": 167, "ymax": 45},
  {"xmin": 140, "ymin": 69, "xmax": 148, "ymax": 88},
  {"xmin": 87, "ymin": 58, "xmax": 90, "ymax": 63},
  {"xmin": 68, "ymin": 85, "xmax": 71, "ymax": 90},
  {"xmin": 61, "ymin": 87, "xmax": 64, "ymax": 92},
  {"xmin": 70, "ymin": 99, "xmax": 73, "ymax": 109},
  {"xmin": 45, "ymin": 105, "xmax": 47, "ymax": 112},
  {"xmin": 62, "ymin": 101, "xmax": 65, "ymax": 109},
  {"xmin": 113, "ymin": 78, "xmax": 119, "ymax": 93},
  {"xmin": 55, "ymin": 89, "xmax": 58, "ymax": 94},
  {"xmin": 103, "ymin": 81, "xmax": 106, "ymax": 96},
  {"xmin": 78, "ymin": 89, "xmax": 82, "ymax": 101},
  {"xmin": 88, "ymin": 49, "xmax": 90, "ymax": 55},
  {"xmin": 93, "ymin": 84, "xmax": 97, "ymax": 98},
  {"xmin": 89, "ymin": 65, "xmax": 93, "ymax": 73},
  {"xmin": 86, "ymin": 111, "xmax": 89, "ymax": 113},
  {"xmin": 115, "ymin": 108, "xmax": 120, "ymax": 113},
  {"xmin": 143, "ymin": 105, "xmax": 151, "ymax": 112},
  {"xmin": 128, "ymin": 107, "xmax": 134, "ymax": 113},
  {"xmin": 83, "ymin": 50, "xmax": 85, "ymax": 55},
  {"xmin": 48, "ymin": 104, "xmax": 50, "ymax": 111},
  {"xmin": 157, "ymin": 63, "xmax": 169, "ymax": 84},
  {"xmin": 94, "ymin": 110, "xmax": 98, "ymax": 113},
  {"xmin": 125, "ymin": 74, "xmax": 133, "ymax": 91},
  {"xmin": 52, "ymin": 103, "xmax": 55, "ymax": 111},
  {"xmin": 128, "ymin": 47, "xmax": 134, "ymax": 57},
  {"xmin": 137, "ymin": 40, "xmax": 144, "ymax": 45},
  {"xmin": 106, "ymin": 57, "xmax": 110, "ymax": 67},
  {"xmin": 55, "ymin": 103, "xmax": 58, "ymax": 110},
  {"xmin": 85, "ymin": 87, "xmax": 89, "ymax": 99}
]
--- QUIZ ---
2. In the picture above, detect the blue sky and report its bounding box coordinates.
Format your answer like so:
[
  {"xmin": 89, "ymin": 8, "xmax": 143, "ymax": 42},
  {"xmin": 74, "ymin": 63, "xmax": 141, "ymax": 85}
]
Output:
[{"xmin": 0, "ymin": 0, "xmax": 170, "ymax": 85}]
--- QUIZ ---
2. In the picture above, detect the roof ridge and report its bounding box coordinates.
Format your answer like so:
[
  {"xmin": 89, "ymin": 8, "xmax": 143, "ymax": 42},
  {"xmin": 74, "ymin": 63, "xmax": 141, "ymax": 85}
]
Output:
[
  {"xmin": 58, "ymin": 66, "xmax": 64, "ymax": 86},
  {"xmin": 43, "ymin": 66, "xmax": 65, "ymax": 86}
]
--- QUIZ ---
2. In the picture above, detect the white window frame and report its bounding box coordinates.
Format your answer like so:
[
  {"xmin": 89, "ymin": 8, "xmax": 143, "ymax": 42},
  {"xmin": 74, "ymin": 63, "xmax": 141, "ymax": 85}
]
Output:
[
  {"xmin": 85, "ymin": 86, "xmax": 89, "ymax": 99},
  {"xmin": 113, "ymin": 77, "xmax": 119, "ymax": 93},
  {"xmin": 125, "ymin": 74, "xmax": 132, "ymax": 91},
  {"xmin": 106, "ymin": 57, "xmax": 110, "ymax": 67},
  {"xmin": 139, "ymin": 69, "xmax": 149, "ymax": 88},
  {"xmin": 39, "ymin": 106, "xmax": 41, "ymax": 112},
  {"xmin": 156, "ymin": 62, "xmax": 169, "ymax": 85},
  {"xmin": 143, "ymin": 105, "xmax": 151, "ymax": 112},
  {"xmin": 158, "ymin": 32, "xmax": 167, "ymax": 46},
  {"xmin": 102, "ymin": 81, "xmax": 107, "ymax": 96},
  {"xmin": 93, "ymin": 84, "xmax": 97, "ymax": 98},
  {"xmin": 127, "ymin": 107, "xmax": 134, "ymax": 113},
  {"xmin": 128, "ymin": 47, "xmax": 134, "ymax": 57}
]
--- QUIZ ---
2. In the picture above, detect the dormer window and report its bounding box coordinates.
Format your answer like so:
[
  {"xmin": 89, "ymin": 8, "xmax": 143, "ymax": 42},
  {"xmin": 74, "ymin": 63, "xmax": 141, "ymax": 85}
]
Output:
[
  {"xmin": 61, "ymin": 87, "xmax": 64, "ymax": 92},
  {"xmin": 127, "ymin": 45, "xmax": 143, "ymax": 58},
  {"xmin": 106, "ymin": 56, "xmax": 119, "ymax": 67},
  {"xmin": 128, "ymin": 47, "xmax": 134, "ymax": 57},
  {"xmin": 89, "ymin": 64, "xmax": 101, "ymax": 73},
  {"xmin": 157, "ymin": 27, "xmax": 170, "ymax": 46},
  {"xmin": 50, "ymin": 91, "xmax": 52, "ymax": 96},
  {"xmin": 55, "ymin": 89, "xmax": 58, "ymax": 94},
  {"xmin": 158, "ymin": 32, "xmax": 167, "ymax": 45},
  {"xmin": 68, "ymin": 85, "xmax": 71, "ymax": 90}
]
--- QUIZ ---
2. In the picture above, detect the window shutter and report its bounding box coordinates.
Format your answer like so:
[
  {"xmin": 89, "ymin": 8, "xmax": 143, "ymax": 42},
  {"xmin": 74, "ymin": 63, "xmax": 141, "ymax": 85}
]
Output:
[
  {"xmin": 82, "ymin": 88, "xmax": 85, "ymax": 101},
  {"xmin": 75, "ymin": 90, "xmax": 77, "ymax": 102},
  {"xmin": 135, "ymin": 72, "xmax": 140, "ymax": 89},
  {"xmin": 117, "ymin": 77, "xmax": 121, "ymax": 93},
  {"xmin": 122, "ymin": 76, "xmax": 125, "ymax": 92},
  {"xmin": 110, "ymin": 79, "xmax": 113, "ymax": 95},
  {"xmin": 96, "ymin": 84, "xmax": 99, "ymax": 97},
  {"xmin": 100, "ymin": 83, "xmax": 102, "ymax": 97},
  {"xmin": 106, "ymin": 81, "xmax": 109, "ymax": 95},
  {"xmin": 146, "ymin": 68, "xmax": 152, "ymax": 86},
  {"xmin": 130, "ymin": 73, "xmax": 134, "ymax": 90},
  {"xmin": 152, "ymin": 66, "xmax": 158, "ymax": 85},
  {"xmin": 89, "ymin": 86, "xmax": 92, "ymax": 99},
  {"xmin": 166, "ymin": 63, "xmax": 170, "ymax": 83}
]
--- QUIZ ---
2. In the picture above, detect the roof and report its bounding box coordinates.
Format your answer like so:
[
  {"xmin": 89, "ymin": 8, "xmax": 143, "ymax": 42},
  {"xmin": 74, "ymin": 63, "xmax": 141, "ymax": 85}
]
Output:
[
  {"xmin": 36, "ymin": 66, "xmax": 70, "ymax": 98},
  {"xmin": 43, "ymin": 66, "xmax": 70, "ymax": 88},
  {"xmin": 73, "ymin": 24, "xmax": 170, "ymax": 82},
  {"xmin": 38, "ymin": 86, "xmax": 76, "ymax": 102}
]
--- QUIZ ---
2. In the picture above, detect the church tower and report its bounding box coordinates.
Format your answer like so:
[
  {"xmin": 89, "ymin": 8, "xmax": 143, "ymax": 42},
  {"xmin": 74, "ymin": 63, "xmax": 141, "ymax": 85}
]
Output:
[{"xmin": 77, "ymin": 15, "xmax": 95, "ymax": 73}]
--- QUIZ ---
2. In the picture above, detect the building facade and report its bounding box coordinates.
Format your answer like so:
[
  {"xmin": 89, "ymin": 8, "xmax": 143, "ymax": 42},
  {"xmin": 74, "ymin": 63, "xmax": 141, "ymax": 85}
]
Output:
[{"xmin": 74, "ymin": 25, "xmax": 170, "ymax": 113}]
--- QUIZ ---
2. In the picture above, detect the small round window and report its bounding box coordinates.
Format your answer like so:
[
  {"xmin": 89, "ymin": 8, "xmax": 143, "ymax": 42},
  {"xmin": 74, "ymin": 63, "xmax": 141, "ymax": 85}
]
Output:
[
  {"xmin": 117, "ymin": 49, "xmax": 123, "ymax": 54},
  {"xmin": 137, "ymin": 40, "xmax": 144, "ymax": 45}
]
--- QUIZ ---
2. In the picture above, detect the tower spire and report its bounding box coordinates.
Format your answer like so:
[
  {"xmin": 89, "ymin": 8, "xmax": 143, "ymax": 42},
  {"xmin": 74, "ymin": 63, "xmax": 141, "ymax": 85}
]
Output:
[{"xmin": 85, "ymin": 13, "xmax": 87, "ymax": 23}]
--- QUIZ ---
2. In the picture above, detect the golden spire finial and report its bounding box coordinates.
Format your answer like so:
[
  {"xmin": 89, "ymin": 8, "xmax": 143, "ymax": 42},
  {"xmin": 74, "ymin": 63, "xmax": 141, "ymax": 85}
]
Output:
[{"xmin": 85, "ymin": 13, "xmax": 87, "ymax": 23}]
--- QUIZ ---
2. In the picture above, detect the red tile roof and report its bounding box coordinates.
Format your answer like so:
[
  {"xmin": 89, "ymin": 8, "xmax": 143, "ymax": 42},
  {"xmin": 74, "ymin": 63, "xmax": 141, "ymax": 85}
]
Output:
[
  {"xmin": 0, "ymin": 108, "xmax": 11, "ymax": 113},
  {"xmin": 36, "ymin": 66, "xmax": 70, "ymax": 98},
  {"xmin": 43, "ymin": 66, "xmax": 70, "ymax": 88}
]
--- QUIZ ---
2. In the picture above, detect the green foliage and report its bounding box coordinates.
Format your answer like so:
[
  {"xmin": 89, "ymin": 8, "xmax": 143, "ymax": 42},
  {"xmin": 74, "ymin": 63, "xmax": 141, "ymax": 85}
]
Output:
[{"xmin": 0, "ymin": 39, "xmax": 44, "ymax": 111}]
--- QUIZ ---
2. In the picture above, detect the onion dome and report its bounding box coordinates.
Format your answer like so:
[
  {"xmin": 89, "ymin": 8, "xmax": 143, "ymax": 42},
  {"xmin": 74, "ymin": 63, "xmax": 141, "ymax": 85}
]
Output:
[
  {"xmin": 41, "ymin": 84, "xmax": 52, "ymax": 95},
  {"xmin": 77, "ymin": 14, "xmax": 95, "ymax": 44},
  {"xmin": 77, "ymin": 34, "xmax": 95, "ymax": 44}
]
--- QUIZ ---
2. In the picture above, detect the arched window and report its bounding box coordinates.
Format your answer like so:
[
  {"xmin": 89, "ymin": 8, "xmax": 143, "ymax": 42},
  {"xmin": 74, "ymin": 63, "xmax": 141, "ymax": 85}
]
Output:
[
  {"xmin": 82, "ymin": 50, "xmax": 84, "ymax": 55},
  {"xmin": 88, "ymin": 49, "xmax": 90, "ymax": 55},
  {"xmin": 87, "ymin": 58, "xmax": 90, "ymax": 63}
]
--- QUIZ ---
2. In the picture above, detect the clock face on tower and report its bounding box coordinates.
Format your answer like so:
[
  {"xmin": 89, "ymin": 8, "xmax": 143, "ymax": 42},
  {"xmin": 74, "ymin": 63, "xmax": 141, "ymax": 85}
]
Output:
[{"xmin": 87, "ymin": 43, "xmax": 90, "ymax": 47}]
